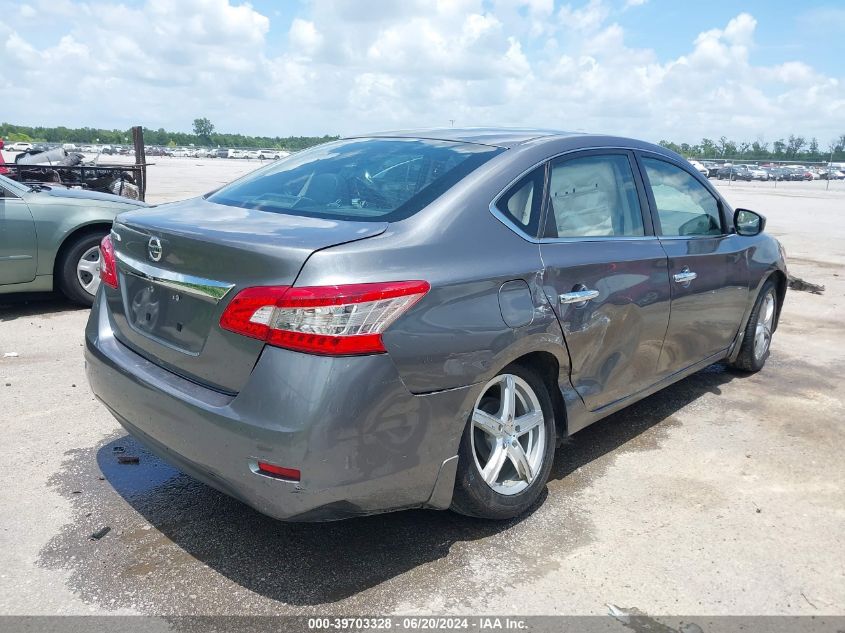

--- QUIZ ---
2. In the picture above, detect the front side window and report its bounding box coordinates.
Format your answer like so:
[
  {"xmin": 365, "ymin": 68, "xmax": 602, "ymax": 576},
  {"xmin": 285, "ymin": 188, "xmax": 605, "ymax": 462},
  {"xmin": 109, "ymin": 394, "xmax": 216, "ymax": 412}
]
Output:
[
  {"xmin": 544, "ymin": 154, "xmax": 645, "ymax": 238},
  {"xmin": 642, "ymin": 157, "xmax": 723, "ymax": 237},
  {"xmin": 208, "ymin": 138, "xmax": 503, "ymax": 222}
]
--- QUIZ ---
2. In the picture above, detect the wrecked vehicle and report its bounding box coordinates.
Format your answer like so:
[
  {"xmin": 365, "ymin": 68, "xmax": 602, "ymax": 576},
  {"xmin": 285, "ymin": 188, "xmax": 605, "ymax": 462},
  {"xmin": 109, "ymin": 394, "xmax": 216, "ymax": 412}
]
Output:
[
  {"xmin": 4, "ymin": 147, "xmax": 143, "ymax": 201},
  {"xmin": 0, "ymin": 173, "xmax": 145, "ymax": 304}
]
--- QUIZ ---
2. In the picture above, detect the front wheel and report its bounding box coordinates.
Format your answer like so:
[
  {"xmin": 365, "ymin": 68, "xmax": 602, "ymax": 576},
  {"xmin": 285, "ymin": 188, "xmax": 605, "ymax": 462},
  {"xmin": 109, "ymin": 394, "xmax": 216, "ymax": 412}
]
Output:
[
  {"xmin": 451, "ymin": 365, "xmax": 556, "ymax": 520},
  {"xmin": 58, "ymin": 232, "xmax": 106, "ymax": 306},
  {"xmin": 730, "ymin": 279, "xmax": 778, "ymax": 372}
]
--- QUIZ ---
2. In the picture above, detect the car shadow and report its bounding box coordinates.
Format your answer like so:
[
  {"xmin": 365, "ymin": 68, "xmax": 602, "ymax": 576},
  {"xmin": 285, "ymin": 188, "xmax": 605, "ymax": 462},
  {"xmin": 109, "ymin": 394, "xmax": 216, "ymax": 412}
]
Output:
[
  {"xmin": 93, "ymin": 434, "xmax": 534, "ymax": 606},
  {"xmin": 0, "ymin": 292, "xmax": 86, "ymax": 320},
  {"xmin": 85, "ymin": 362, "xmax": 744, "ymax": 607}
]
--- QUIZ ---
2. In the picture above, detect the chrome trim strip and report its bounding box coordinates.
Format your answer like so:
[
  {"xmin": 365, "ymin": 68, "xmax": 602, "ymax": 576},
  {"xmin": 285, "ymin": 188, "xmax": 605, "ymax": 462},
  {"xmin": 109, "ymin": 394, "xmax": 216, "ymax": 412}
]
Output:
[
  {"xmin": 542, "ymin": 235, "xmax": 659, "ymax": 244},
  {"xmin": 115, "ymin": 251, "xmax": 235, "ymax": 303},
  {"xmin": 657, "ymin": 234, "xmax": 728, "ymax": 241}
]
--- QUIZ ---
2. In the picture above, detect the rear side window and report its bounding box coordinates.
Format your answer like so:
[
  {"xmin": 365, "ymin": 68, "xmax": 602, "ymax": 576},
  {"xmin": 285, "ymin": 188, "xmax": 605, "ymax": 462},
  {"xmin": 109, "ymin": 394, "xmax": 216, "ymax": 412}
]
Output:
[
  {"xmin": 642, "ymin": 157, "xmax": 723, "ymax": 237},
  {"xmin": 495, "ymin": 167, "xmax": 544, "ymax": 237},
  {"xmin": 208, "ymin": 138, "xmax": 503, "ymax": 222},
  {"xmin": 544, "ymin": 154, "xmax": 645, "ymax": 238}
]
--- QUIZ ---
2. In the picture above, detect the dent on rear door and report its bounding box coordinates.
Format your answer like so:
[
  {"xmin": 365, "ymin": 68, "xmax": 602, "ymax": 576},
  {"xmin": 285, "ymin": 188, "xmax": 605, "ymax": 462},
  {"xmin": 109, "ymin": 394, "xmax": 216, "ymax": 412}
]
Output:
[{"xmin": 540, "ymin": 240, "xmax": 671, "ymax": 411}]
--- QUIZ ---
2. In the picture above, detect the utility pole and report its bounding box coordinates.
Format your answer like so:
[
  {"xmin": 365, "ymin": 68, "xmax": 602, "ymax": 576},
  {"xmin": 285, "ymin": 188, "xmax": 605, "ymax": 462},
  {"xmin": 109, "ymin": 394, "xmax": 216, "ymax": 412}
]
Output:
[
  {"xmin": 828, "ymin": 149, "xmax": 833, "ymax": 191},
  {"xmin": 449, "ymin": 119, "xmax": 455, "ymax": 127}
]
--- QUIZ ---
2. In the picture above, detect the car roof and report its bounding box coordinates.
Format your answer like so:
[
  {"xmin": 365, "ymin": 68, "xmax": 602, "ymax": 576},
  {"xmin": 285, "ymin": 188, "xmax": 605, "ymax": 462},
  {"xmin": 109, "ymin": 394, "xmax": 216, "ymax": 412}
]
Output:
[
  {"xmin": 343, "ymin": 128, "xmax": 689, "ymax": 164},
  {"xmin": 348, "ymin": 127, "xmax": 583, "ymax": 148}
]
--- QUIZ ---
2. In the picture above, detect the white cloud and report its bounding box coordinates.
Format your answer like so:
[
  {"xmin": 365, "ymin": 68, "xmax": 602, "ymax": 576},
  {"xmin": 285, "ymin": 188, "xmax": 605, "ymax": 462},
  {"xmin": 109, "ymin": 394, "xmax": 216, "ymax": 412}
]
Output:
[
  {"xmin": 0, "ymin": 0, "xmax": 842, "ymax": 144},
  {"xmin": 288, "ymin": 19, "xmax": 323, "ymax": 57}
]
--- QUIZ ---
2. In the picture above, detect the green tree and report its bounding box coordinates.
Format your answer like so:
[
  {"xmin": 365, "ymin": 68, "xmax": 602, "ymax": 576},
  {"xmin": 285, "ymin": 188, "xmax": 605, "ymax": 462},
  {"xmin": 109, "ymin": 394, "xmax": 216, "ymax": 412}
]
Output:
[
  {"xmin": 786, "ymin": 134, "xmax": 806, "ymax": 158},
  {"xmin": 7, "ymin": 131, "xmax": 33, "ymax": 142},
  {"xmin": 192, "ymin": 117, "xmax": 215, "ymax": 143},
  {"xmin": 658, "ymin": 139, "xmax": 681, "ymax": 153}
]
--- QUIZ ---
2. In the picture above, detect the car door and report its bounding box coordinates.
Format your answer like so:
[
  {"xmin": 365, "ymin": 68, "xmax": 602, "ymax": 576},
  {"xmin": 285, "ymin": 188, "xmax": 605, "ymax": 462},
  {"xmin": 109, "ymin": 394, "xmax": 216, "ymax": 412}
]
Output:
[
  {"xmin": 539, "ymin": 150, "xmax": 671, "ymax": 411},
  {"xmin": 637, "ymin": 154, "xmax": 750, "ymax": 375},
  {"xmin": 0, "ymin": 183, "xmax": 37, "ymax": 285}
]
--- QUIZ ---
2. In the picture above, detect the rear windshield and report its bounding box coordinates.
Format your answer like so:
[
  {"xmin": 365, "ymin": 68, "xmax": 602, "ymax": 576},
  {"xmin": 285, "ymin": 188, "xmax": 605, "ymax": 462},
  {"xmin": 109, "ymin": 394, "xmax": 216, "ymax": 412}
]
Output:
[{"xmin": 207, "ymin": 138, "xmax": 503, "ymax": 221}]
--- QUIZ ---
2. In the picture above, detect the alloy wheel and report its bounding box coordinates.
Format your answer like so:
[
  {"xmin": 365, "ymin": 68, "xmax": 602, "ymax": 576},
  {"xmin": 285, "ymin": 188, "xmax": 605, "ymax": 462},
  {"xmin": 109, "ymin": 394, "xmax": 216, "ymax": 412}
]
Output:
[
  {"xmin": 470, "ymin": 373, "xmax": 546, "ymax": 496},
  {"xmin": 754, "ymin": 291, "xmax": 775, "ymax": 360},
  {"xmin": 76, "ymin": 245, "xmax": 102, "ymax": 297}
]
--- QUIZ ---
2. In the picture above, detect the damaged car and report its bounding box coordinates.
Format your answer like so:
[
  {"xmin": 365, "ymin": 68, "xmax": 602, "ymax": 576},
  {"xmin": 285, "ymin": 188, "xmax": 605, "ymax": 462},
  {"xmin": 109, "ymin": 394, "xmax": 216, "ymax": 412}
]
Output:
[
  {"xmin": 5, "ymin": 147, "xmax": 142, "ymax": 200},
  {"xmin": 85, "ymin": 129, "xmax": 787, "ymax": 521}
]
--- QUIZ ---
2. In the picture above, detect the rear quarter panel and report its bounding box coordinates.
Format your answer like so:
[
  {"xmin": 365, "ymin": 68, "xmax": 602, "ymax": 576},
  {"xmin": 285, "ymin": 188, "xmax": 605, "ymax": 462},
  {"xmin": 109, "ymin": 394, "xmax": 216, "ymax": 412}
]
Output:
[{"xmin": 293, "ymin": 143, "xmax": 572, "ymax": 395}]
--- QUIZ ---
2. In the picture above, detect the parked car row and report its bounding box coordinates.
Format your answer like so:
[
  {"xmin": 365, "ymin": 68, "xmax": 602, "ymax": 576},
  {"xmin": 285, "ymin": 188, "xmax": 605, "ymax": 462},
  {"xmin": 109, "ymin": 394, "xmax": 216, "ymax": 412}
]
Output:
[
  {"xmin": 143, "ymin": 146, "xmax": 291, "ymax": 160},
  {"xmin": 709, "ymin": 163, "xmax": 835, "ymax": 182}
]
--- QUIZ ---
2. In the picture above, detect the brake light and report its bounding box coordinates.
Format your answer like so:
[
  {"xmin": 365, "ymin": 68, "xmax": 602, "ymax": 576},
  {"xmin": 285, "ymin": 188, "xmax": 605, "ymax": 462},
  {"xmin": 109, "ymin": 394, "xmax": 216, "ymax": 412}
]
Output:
[
  {"xmin": 219, "ymin": 281, "xmax": 430, "ymax": 355},
  {"xmin": 99, "ymin": 234, "xmax": 118, "ymax": 289}
]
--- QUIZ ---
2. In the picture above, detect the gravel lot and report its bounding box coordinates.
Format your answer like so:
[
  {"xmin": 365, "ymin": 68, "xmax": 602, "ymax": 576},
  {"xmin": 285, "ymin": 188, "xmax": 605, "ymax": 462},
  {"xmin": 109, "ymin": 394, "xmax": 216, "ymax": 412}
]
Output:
[{"xmin": 0, "ymin": 160, "xmax": 843, "ymax": 617}]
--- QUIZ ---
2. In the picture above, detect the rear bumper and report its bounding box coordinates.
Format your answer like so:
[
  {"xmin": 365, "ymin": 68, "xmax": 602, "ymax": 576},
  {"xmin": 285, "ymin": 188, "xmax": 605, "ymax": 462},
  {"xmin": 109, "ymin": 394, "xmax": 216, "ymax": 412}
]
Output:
[{"xmin": 84, "ymin": 294, "xmax": 471, "ymax": 521}]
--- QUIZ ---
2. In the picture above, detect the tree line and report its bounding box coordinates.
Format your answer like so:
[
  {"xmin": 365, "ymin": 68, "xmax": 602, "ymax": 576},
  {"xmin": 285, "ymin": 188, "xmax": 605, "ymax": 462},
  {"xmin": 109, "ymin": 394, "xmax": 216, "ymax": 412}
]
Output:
[
  {"xmin": 4, "ymin": 119, "xmax": 845, "ymax": 161},
  {"xmin": 659, "ymin": 134, "xmax": 845, "ymax": 162},
  {"xmin": 0, "ymin": 120, "xmax": 338, "ymax": 152}
]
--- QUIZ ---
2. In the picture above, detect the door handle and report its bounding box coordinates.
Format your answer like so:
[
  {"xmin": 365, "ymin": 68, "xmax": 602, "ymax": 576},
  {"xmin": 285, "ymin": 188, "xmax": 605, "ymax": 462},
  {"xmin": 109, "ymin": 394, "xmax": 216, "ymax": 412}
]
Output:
[
  {"xmin": 559, "ymin": 289, "xmax": 600, "ymax": 305},
  {"xmin": 673, "ymin": 268, "xmax": 697, "ymax": 284}
]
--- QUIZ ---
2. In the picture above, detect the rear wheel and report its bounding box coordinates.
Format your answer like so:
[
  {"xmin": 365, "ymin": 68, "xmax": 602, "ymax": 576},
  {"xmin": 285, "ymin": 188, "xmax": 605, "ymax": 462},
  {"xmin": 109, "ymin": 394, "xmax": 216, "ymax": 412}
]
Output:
[
  {"xmin": 730, "ymin": 279, "xmax": 778, "ymax": 372},
  {"xmin": 58, "ymin": 232, "xmax": 106, "ymax": 306},
  {"xmin": 451, "ymin": 364, "xmax": 556, "ymax": 520}
]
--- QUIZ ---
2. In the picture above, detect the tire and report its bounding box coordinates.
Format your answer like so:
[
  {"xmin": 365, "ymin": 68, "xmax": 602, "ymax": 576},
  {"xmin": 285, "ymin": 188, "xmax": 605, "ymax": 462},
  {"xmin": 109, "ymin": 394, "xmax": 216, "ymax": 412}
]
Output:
[
  {"xmin": 730, "ymin": 278, "xmax": 778, "ymax": 373},
  {"xmin": 58, "ymin": 231, "xmax": 107, "ymax": 306},
  {"xmin": 451, "ymin": 364, "xmax": 556, "ymax": 520}
]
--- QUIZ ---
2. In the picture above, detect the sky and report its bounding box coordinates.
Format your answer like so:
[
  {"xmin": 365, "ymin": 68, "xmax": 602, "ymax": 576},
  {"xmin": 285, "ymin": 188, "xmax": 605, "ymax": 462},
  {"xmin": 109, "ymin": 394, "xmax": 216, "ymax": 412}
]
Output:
[{"xmin": 1, "ymin": 0, "xmax": 843, "ymax": 145}]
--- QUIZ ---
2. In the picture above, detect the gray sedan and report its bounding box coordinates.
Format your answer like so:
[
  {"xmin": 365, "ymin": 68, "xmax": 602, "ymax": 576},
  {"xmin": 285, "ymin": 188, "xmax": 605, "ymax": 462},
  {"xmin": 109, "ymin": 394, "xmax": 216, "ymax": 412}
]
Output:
[
  {"xmin": 0, "ymin": 175, "xmax": 145, "ymax": 304},
  {"xmin": 85, "ymin": 129, "xmax": 787, "ymax": 521}
]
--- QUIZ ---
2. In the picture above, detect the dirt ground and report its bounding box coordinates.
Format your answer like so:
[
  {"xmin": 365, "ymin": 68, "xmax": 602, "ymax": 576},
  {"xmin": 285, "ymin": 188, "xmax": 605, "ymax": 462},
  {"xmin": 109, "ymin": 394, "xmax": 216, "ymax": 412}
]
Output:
[{"xmin": 0, "ymin": 161, "xmax": 843, "ymax": 617}]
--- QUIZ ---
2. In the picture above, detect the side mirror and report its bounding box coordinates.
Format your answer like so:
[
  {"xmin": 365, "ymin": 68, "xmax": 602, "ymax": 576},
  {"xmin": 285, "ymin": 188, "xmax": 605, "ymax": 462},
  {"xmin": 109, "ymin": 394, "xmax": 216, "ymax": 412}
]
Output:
[{"xmin": 734, "ymin": 208, "xmax": 766, "ymax": 236}]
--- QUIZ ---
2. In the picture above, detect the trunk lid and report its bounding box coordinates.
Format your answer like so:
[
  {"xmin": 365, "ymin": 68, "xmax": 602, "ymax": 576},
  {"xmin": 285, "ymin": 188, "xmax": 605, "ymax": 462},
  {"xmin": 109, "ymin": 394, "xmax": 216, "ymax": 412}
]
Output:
[{"xmin": 106, "ymin": 197, "xmax": 387, "ymax": 393}]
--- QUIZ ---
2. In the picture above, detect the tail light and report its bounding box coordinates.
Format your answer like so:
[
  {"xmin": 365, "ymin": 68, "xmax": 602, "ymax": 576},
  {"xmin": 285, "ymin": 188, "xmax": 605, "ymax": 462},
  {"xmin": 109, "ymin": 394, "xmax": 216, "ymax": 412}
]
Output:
[
  {"xmin": 99, "ymin": 234, "xmax": 118, "ymax": 289},
  {"xmin": 220, "ymin": 281, "xmax": 430, "ymax": 355}
]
